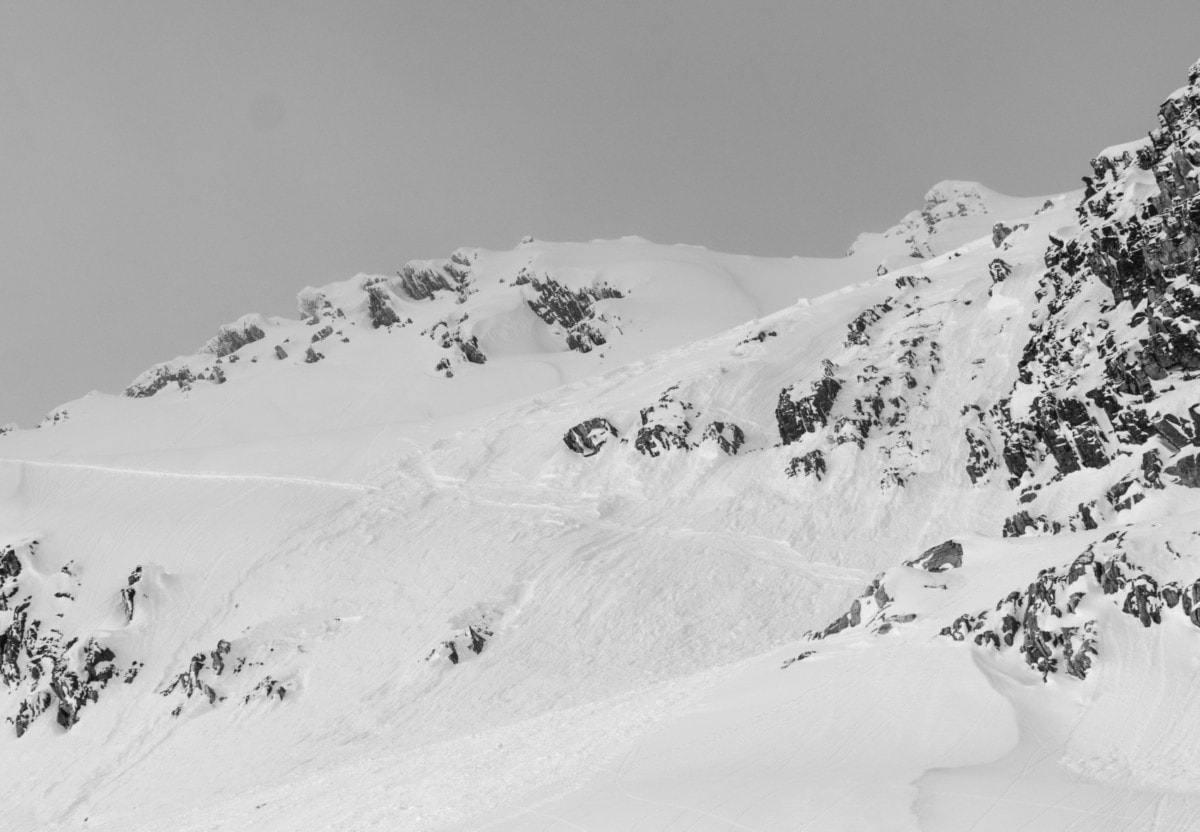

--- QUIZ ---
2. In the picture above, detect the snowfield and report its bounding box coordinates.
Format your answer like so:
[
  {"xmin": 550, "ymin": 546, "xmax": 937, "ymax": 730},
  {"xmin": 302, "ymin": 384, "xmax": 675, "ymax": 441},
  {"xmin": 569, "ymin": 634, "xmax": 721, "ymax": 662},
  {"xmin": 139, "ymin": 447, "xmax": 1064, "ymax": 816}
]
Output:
[{"xmin": 5, "ymin": 59, "xmax": 1200, "ymax": 832}]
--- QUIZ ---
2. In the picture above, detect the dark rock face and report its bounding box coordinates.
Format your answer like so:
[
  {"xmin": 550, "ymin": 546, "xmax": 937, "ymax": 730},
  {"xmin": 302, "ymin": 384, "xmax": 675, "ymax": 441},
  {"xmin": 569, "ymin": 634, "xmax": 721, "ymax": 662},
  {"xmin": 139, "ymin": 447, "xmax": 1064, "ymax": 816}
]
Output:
[
  {"xmin": 988, "ymin": 258, "xmax": 1012, "ymax": 287},
  {"xmin": 245, "ymin": 677, "xmax": 287, "ymax": 703},
  {"xmin": 773, "ymin": 296, "xmax": 942, "ymax": 489},
  {"xmin": 635, "ymin": 389, "xmax": 697, "ymax": 457},
  {"xmin": 907, "ymin": 540, "xmax": 963, "ymax": 572},
  {"xmin": 844, "ymin": 299, "xmax": 893, "ymax": 348},
  {"xmin": 738, "ymin": 329, "xmax": 777, "ymax": 345},
  {"xmin": 120, "ymin": 566, "xmax": 142, "ymax": 624},
  {"xmin": 992, "ymin": 222, "xmax": 1029, "ymax": 248},
  {"xmin": 425, "ymin": 320, "xmax": 487, "ymax": 367},
  {"xmin": 162, "ymin": 645, "xmax": 223, "ymax": 705},
  {"xmin": 521, "ymin": 273, "xmax": 624, "ymax": 353},
  {"xmin": 427, "ymin": 618, "xmax": 495, "ymax": 666},
  {"xmin": 206, "ymin": 321, "xmax": 266, "ymax": 358},
  {"xmin": 395, "ymin": 263, "xmax": 452, "ymax": 301},
  {"xmin": 563, "ymin": 418, "xmax": 619, "ymax": 457},
  {"xmin": 396, "ymin": 249, "xmax": 476, "ymax": 303},
  {"xmin": 1165, "ymin": 452, "xmax": 1200, "ymax": 487},
  {"xmin": 304, "ymin": 347, "xmax": 324, "ymax": 364},
  {"xmin": 1000, "ymin": 395, "xmax": 1110, "ymax": 484},
  {"xmin": 160, "ymin": 638, "xmax": 285, "ymax": 711},
  {"xmin": 366, "ymin": 285, "xmax": 402, "ymax": 329},
  {"xmin": 818, "ymin": 598, "xmax": 862, "ymax": 638},
  {"xmin": 777, "ymin": 376, "xmax": 842, "ymax": 445},
  {"xmin": 1002, "ymin": 510, "xmax": 1061, "ymax": 538},
  {"xmin": 807, "ymin": 574, "xmax": 913, "ymax": 641},
  {"xmin": 979, "ymin": 62, "xmax": 1200, "ymax": 532},
  {"xmin": 0, "ymin": 544, "xmax": 24, "ymax": 612},
  {"xmin": 52, "ymin": 640, "xmax": 118, "ymax": 730},
  {"xmin": 941, "ymin": 536, "xmax": 1200, "ymax": 681},
  {"xmin": 893, "ymin": 274, "xmax": 930, "ymax": 290},
  {"xmin": 274, "ymin": 345, "xmax": 288, "ymax": 360},
  {"xmin": 125, "ymin": 365, "xmax": 198, "ymax": 398},
  {"xmin": 0, "ymin": 539, "xmax": 127, "ymax": 737},
  {"xmin": 460, "ymin": 337, "xmax": 486, "ymax": 364},
  {"xmin": 785, "ymin": 450, "xmax": 826, "ymax": 481},
  {"xmin": 963, "ymin": 406, "xmax": 998, "ymax": 484},
  {"xmin": 780, "ymin": 650, "xmax": 815, "ymax": 669},
  {"xmin": 703, "ymin": 421, "xmax": 745, "ymax": 455}
]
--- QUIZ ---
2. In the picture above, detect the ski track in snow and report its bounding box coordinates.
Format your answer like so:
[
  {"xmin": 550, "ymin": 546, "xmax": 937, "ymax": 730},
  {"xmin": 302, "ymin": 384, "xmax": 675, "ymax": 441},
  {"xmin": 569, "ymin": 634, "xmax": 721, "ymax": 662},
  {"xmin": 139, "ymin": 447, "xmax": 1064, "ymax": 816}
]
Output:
[{"xmin": 0, "ymin": 457, "xmax": 381, "ymax": 492}]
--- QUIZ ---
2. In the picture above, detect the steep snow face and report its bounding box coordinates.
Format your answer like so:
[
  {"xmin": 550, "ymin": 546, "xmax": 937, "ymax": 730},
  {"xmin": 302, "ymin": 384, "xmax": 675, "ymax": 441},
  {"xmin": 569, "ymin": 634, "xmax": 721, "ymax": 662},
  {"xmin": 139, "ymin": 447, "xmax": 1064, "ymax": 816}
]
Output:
[{"xmin": 4, "ymin": 59, "xmax": 1200, "ymax": 832}]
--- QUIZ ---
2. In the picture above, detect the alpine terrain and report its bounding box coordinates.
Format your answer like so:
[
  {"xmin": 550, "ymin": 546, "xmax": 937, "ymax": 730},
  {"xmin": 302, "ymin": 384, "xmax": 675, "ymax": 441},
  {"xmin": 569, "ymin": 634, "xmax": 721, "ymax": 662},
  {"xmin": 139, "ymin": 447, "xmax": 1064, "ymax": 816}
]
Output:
[{"xmin": 4, "ymin": 57, "xmax": 1200, "ymax": 832}]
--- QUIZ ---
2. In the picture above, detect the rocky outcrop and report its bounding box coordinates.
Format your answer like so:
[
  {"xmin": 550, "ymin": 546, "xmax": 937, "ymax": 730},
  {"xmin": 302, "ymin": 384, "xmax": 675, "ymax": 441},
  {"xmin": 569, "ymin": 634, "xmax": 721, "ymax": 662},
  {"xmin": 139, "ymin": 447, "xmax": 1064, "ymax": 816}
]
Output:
[
  {"xmin": 893, "ymin": 274, "xmax": 930, "ymax": 290},
  {"xmin": 738, "ymin": 329, "xmax": 777, "ymax": 345},
  {"xmin": 204, "ymin": 319, "xmax": 267, "ymax": 358},
  {"xmin": 159, "ymin": 638, "xmax": 287, "ymax": 714},
  {"xmin": 906, "ymin": 540, "xmax": 963, "ymax": 572},
  {"xmin": 777, "ymin": 374, "xmax": 842, "ymax": 445},
  {"xmin": 161, "ymin": 641, "xmax": 233, "ymax": 707},
  {"xmin": 979, "ymin": 60, "xmax": 1200, "ymax": 531},
  {"xmin": 395, "ymin": 263, "xmax": 452, "ymax": 301},
  {"xmin": 1165, "ymin": 452, "xmax": 1200, "ymax": 487},
  {"xmin": 125, "ymin": 365, "xmax": 198, "ymax": 398},
  {"xmin": 366, "ymin": 286, "xmax": 401, "ymax": 328},
  {"xmin": 988, "ymin": 258, "xmax": 1012, "ymax": 288},
  {"xmin": 518, "ymin": 271, "xmax": 624, "ymax": 353},
  {"xmin": 785, "ymin": 450, "xmax": 826, "ymax": 480},
  {"xmin": 426, "ymin": 617, "xmax": 495, "ymax": 666},
  {"xmin": 120, "ymin": 566, "xmax": 142, "ymax": 624},
  {"xmin": 963, "ymin": 405, "xmax": 999, "ymax": 484},
  {"xmin": 844, "ymin": 299, "xmax": 893, "ymax": 348},
  {"xmin": 563, "ymin": 418, "xmax": 619, "ymax": 457},
  {"xmin": 807, "ymin": 574, "xmax": 914, "ymax": 640},
  {"xmin": 0, "ymin": 539, "xmax": 127, "ymax": 737},
  {"xmin": 992, "ymin": 222, "xmax": 1028, "ymax": 248},
  {"xmin": 395, "ymin": 249, "xmax": 476, "ymax": 303},
  {"xmin": 363, "ymin": 276, "xmax": 404, "ymax": 329},
  {"xmin": 425, "ymin": 319, "xmax": 487, "ymax": 368},
  {"xmin": 635, "ymin": 388, "xmax": 697, "ymax": 457},
  {"xmin": 855, "ymin": 181, "xmax": 991, "ymax": 261},
  {"xmin": 702, "ymin": 421, "xmax": 745, "ymax": 455},
  {"xmin": 939, "ymin": 534, "xmax": 1200, "ymax": 681}
]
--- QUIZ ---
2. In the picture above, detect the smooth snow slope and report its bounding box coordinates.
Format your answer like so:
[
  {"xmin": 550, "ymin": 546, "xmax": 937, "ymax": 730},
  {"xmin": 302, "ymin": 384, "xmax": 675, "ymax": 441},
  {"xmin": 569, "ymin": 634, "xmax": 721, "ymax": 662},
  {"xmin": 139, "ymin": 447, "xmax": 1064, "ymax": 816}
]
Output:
[{"xmin": 3, "ymin": 147, "xmax": 1197, "ymax": 832}]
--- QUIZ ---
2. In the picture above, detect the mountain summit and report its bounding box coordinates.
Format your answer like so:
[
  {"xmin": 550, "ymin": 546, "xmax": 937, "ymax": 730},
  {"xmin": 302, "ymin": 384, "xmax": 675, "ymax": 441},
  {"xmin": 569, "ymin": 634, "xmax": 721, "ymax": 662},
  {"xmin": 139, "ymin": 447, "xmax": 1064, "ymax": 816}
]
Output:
[{"xmin": 2, "ymin": 57, "xmax": 1200, "ymax": 832}]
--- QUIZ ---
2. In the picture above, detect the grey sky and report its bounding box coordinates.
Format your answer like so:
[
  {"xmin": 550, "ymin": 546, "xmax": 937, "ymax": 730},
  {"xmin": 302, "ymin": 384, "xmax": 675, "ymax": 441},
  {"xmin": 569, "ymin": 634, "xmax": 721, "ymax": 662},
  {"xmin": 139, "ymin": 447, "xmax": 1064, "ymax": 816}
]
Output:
[{"xmin": 2, "ymin": 1, "xmax": 1199, "ymax": 427}]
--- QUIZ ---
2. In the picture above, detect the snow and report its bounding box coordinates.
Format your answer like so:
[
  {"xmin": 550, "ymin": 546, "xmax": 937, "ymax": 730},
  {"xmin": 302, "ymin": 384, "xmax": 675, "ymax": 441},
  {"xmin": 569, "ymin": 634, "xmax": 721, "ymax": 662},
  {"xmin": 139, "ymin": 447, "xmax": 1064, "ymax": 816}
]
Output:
[
  {"xmin": 1095, "ymin": 136, "xmax": 1152, "ymax": 162},
  {"xmin": 3, "ymin": 182, "xmax": 1199, "ymax": 832}
]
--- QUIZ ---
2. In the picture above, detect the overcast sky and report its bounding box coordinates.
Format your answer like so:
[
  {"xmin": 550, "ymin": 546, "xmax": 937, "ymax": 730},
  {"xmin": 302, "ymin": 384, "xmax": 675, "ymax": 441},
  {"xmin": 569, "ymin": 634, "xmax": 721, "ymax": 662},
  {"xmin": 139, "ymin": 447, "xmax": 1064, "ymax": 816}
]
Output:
[{"xmin": 2, "ymin": 2, "xmax": 1199, "ymax": 427}]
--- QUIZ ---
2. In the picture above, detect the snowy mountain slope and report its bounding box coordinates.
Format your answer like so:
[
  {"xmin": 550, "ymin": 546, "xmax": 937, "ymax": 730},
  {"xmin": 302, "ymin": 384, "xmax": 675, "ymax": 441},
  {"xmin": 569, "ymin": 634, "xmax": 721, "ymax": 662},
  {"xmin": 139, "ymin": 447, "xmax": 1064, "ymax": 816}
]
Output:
[
  {"xmin": 3, "ymin": 57, "xmax": 1200, "ymax": 832},
  {"xmin": 1, "ymin": 238, "xmax": 887, "ymax": 470}
]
